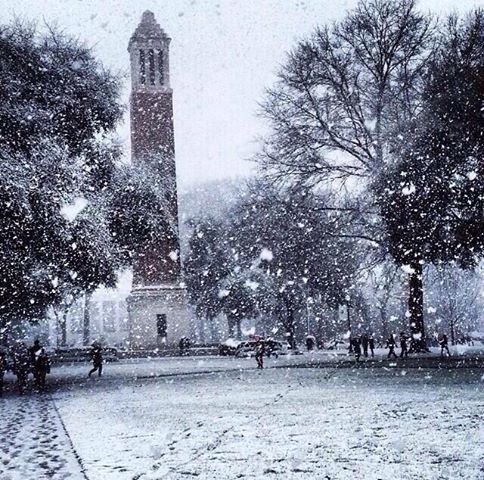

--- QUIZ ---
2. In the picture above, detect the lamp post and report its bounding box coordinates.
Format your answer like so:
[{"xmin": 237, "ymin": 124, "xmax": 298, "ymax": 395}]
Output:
[{"xmin": 346, "ymin": 294, "xmax": 353, "ymax": 353}]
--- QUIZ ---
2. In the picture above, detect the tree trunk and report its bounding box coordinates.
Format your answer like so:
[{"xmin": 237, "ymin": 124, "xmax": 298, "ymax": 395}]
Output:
[
  {"xmin": 227, "ymin": 315, "xmax": 235, "ymax": 338},
  {"xmin": 209, "ymin": 317, "xmax": 217, "ymax": 342},
  {"xmin": 199, "ymin": 315, "xmax": 206, "ymax": 344},
  {"xmin": 236, "ymin": 318, "xmax": 242, "ymax": 340},
  {"xmin": 60, "ymin": 312, "xmax": 68, "ymax": 347},
  {"xmin": 380, "ymin": 306, "xmax": 388, "ymax": 341},
  {"xmin": 83, "ymin": 291, "xmax": 92, "ymax": 346},
  {"xmin": 408, "ymin": 262, "xmax": 427, "ymax": 352},
  {"xmin": 286, "ymin": 307, "xmax": 297, "ymax": 350},
  {"xmin": 450, "ymin": 316, "xmax": 455, "ymax": 346}
]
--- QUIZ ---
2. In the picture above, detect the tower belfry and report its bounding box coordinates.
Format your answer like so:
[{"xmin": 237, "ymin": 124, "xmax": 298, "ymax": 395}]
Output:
[{"xmin": 127, "ymin": 11, "xmax": 192, "ymax": 348}]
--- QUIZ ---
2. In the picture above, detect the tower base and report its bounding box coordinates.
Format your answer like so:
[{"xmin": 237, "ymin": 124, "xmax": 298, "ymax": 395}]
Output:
[{"xmin": 127, "ymin": 284, "xmax": 193, "ymax": 349}]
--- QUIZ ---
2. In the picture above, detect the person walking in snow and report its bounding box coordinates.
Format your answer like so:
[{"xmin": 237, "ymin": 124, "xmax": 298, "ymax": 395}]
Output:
[
  {"xmin": 29, "ymin": 339, "xmax": 42, "ymax": 364},
  {"xmin": 386, "ymin": 335, "xmax": 397, "ymax": 359},
  {"xmin": 305, "ymin": 335, "xmax": 316, "ymax": 351},
  {"xmin": 361, "ymin": 333, "xmax": 369, "ymax": 357},
  {"xmin": 0, "ymin": 349, "xmax": 7, "ymax": 396},
  {"xmin": 33, "ymin": 347, "xmax": 50, "ymax": 390},
  {"xmin": 399, "ymin": 332, "xmax": 409, "ymax": 358},
  {"xmin": 255, "ymin": 339, "xmax": 265, "ymax": 369},
  {"xmin": 368, "ymin": 335, "xmax": 375, "ymax": 358},
  {"xmin": 439, "ymin": 334, "xmax": 451, "ymax": 357},
  {"xmin": 88, "ymin": 342, "xmax": 103, "ymax": 377},
  {"xmin": 352, "ymin": 336, "xmax": 362, "ymax": 362},
  {"xmin": 12, "ymin": 342, "xmax": 30, "ymax": 395}
]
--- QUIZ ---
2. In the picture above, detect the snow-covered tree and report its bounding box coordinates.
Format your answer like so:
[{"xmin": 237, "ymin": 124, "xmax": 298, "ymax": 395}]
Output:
[
  {"xmin": 184, "ymin": 219, "xmax": 230, "ymax": 341},
  {"xmin": 375, "ymin": 10, "xmax": 484, "ymax": 349},
  {"xmin": 0, "ymin": 21, "xmax": 123, "ymax": 333}
]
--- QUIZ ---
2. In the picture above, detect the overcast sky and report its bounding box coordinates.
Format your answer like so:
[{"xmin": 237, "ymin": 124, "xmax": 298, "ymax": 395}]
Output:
[{"xmin": 2, "ymin": 0, "xmax": 483, "ymax": 188}]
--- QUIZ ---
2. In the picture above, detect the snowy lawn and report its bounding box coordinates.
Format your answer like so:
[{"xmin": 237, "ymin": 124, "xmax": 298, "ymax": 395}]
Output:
[{"xmin": 53, "ymin": 366, "xmax": 483, "ymax": 480}]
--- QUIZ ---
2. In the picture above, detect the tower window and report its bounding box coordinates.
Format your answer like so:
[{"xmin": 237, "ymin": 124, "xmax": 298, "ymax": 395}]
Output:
[
  {"xmin": 139, "ymin": 50, "xmax": 146, "ymax": 84},
  {"xmin": 148, "ymin": 49, "xmax": 155, "ymax": 85},
  {"xmin": 158, "ymin": 50, "xmax": 164, "ymax": 85}
]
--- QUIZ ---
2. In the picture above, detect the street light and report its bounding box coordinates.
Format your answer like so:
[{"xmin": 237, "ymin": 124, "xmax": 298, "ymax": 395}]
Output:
[{"xmin": 345, "ymin": 294, "xmax": 352, "ymax": 353}]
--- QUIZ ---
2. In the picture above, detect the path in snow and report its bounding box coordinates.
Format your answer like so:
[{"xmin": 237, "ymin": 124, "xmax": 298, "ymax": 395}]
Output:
[{"xmin": 0, "ymin": 394, "xmax": 85, "ymax": 480}]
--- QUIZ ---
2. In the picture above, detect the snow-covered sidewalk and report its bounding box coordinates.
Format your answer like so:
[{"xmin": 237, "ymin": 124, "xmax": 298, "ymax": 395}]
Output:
[{"xmin": 0, "ymin": 395, "xmax": 85, "ymax": 480}]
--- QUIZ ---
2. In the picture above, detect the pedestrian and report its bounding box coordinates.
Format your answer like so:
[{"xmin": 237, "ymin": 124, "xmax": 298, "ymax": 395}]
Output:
[
  {"xmin": 361, "ymin": 333, "xmax": 369, "ymax": 357},
  {"xmin": 399, "ymin": 332, "xmax": 409, "ymax": 358},
  {"xmin": 439, "ymin": 334, "xmax": 451, "ymax": 357},
  {"xmin": 0, "ymin": 349, "xmax": 7, "ymax": 396},
  {"xmin": 305, "ymin": 335, "xmax": 316, "ymax": 351},
  {"xmin": 29, "ymin": 339, "xmax": 42, "ymax": 364},
  {"xmin": 88, "ymin": 342, "xmax": 103, "ymax": 377},
  {"xmin": 255, "ymin": 338, "xmax": 265, "ymax": 369},
  {"xmin": 33, "ymin": 347, "xmax": 50, "ymax": 390},
  {"xmin": 352, "ymin": 336, "xmax": 361, "ymax": 362},
  {"xmin": 386, "ymin": 335, "xmax": 397, "ymax": 359},
  {"xmin": 368, "ymin": 335, "xmax": 375, "ymax": 358},
  {"xmin": 13, "ymin": 342, "xmax": 30, "ymax": 395}
]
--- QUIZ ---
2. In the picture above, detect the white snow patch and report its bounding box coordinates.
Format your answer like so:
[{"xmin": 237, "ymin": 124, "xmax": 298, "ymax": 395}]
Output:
[
  {"xmin": 244, "ymin": 280, "xmax": 259, "ymax": 291},
  {"xmin": 218, "ymin": 289, "xmax": 230, "ymax": 298},
  {"xmin": 242, "ymin": 326, "xmax": 256, "ymax": 336},
  {"xmin": 401, "ymin": 183, "xmax": 416, "ymax": 196},
  {"xmin": 401, "ymin": 264, "xmax": 415, "ymax": 275},
  {"xmin": 60, "ymin": 197, "xmax": 88, "ymax": 222},
  {"xmin": 259, "ymin": 248, "xmax": 273, "ymax": 262}
]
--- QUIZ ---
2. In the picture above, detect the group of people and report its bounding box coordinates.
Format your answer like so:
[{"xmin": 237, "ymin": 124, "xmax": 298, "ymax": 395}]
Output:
[
  {"xmin": 385, "ymin": 332, "xmax": 409, "ymax": 359},
  {"xmin": 351, "ymin": 332, "xmax": 453, "ymax": 360},
  {"xmin": 0, "ymin": 340, "xmax": 51, "ymax": 395},
  {"xmin": 350, "ymin": 333, "xmax": 376, "ymax": 360},
  {"xmin": 0, "ymin": 339, "xmax": 105, "ymax": 395},
  {"xmin": 386, "ymin": 332, "xmax": 451, "ymax": 358}
]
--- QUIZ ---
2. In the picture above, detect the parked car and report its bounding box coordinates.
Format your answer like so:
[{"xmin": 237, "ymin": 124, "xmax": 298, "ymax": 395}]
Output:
[
  {"xmin": 325, "ymin": 339, "xmax": 348, "ymax": 351},
  {"xmin": 234, "ymin": 339, "xmax": 287, "ymax": 358},
  {"xmin": 218, "ymin": 339, "xmax": 243, "ymax": 356}
]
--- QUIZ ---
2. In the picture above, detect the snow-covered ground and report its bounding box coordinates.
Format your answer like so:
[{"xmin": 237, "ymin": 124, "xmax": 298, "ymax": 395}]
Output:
[
  {"xmin": 1, "ymin": 355, "xmax": 483, "ymax": 480},
  {"xmin": 0, "ymin": 395, "xmax": 85, "ymax": 480},
  {"xmin": 55, "ymin": 366, "xmax": 482, "ymax": 480}
]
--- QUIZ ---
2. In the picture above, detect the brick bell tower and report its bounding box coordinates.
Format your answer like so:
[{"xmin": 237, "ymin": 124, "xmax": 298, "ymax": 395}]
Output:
[{"xmin": 127, "ymin": 11, "xmax": 192, "ymax": 349}]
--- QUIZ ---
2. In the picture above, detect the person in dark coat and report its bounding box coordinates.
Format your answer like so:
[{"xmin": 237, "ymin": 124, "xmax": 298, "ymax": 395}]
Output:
[
  {"xmin": 352, "ymin": 337, "xmax": 362, "ymax": 361},
  {"xmin": 361, "ymin": 333, "xmax": 369, "ymax": 357},
  {"xmin": 29, "ymin": 339, "xmax": 42, "ymax": 364},
  {"xmin": 439, "ymin": 334, "xmax": 451, "ymax": 357},
  {"xmin": 13, "ymin": 342, "xmax": 30, "ymax": 395},
  {"xmin": 255, "ymin": 339, "xmax": 265, "ymax": 369},
  {"xmin": 386, "ymin": 335, "xmax": 397, "ymax": 359},
  {"xmin": 305, "ymin": 335, "xmax": 316, "ymax": 351},
  {"xmin": 0, "ymin": 350, "xmax": 7, "ymax": 396},
  {"xmin": 33, "ymin": 347, "xmax": 50, "ymax": 390},
  {"xmin": 368, "ymin": 335, "xmax": 375, "ymax": 358},
  {"xmin": 399, "ymin": 332, "xmax": 409, "ymax": 358},
  {"xmin": 88, "ymin": 342, "xmax": 103, "ymax": 377}
]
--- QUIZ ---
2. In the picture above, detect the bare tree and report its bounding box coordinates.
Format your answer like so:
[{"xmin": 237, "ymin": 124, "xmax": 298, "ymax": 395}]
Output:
[
  {"xmin": 259, "ymin": 0, "xmax": 433, "ymax": 188},
  {"xmin": 426, "ymin": 265, "xmax": 482, "ymax": 345},
  {"xmin": 258, "ymin": 0, "xmax": 435, "ymax": 349}
]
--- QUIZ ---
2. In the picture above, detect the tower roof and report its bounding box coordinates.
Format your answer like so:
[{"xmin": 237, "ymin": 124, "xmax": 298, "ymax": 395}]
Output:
[{"xmin": 129, "ymin": 10, "xmax": 170, "ymax": 48}]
